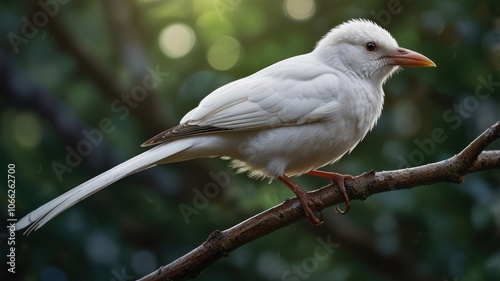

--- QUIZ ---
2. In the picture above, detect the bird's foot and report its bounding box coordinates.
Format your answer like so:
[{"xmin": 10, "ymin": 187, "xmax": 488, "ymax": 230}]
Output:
[
  {"xmin": 294, "ymin": 186, "xmax": 324, "ymax": 225},
  {"xmin": 306, "ymin": 170, "xmax": 352, "ymax": 214},
  {"xmin": 277, "ymin": 175, "xmax": 323, "ymax": 225}
]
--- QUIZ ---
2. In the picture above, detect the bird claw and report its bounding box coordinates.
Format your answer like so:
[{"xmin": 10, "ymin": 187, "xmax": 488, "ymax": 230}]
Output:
[
  {"xmin": 333, "ymin": 174, "xmax": 352, "ymax": 215},
  {"xmin": 277, "ymin": 172, "xmax": 353, "ymax": 225},
  {"xmin": 309, "ymin": 213, "xmax": 324, "ymax": 226},
  {"xmin": 277, "ymin": 175, "xmax": 324, "ymax": 225},
  {"xmin": 335, "ymin": 204, "xmax": 349, "ymax": 214},
  {"xmin": 332, "ymin": 175, "xmax": 351, "ymax": 214},
  {"xmin": 304, "ymin": 198, "xmax": 324, "ymax": 226},
  {"xmin": 306, "ymin": 170, "xmax": 353, "ymax": 215},
  {"xmin": 295, "ymin": 188, "xmax": 324, "ymax": 225}
]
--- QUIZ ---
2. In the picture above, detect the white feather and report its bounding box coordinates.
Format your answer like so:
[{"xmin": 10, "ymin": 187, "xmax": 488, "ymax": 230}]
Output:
[
  {"xmin": 16, "ymin": 139, "xmax": 195, "ymax": 234},
  {"xmin": 17, "ymin": 19, "xmax": 434, "ymax": 232}
]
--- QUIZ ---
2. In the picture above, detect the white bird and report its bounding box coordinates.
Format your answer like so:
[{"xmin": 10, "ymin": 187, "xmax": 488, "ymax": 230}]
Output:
[{"xmin": 17, "ymin": 19, "xmax": 435, "ymax": 234}]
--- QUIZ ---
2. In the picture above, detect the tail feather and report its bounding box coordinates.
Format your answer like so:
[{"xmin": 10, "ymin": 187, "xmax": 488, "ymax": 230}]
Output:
[{"xmin": 16, "ymin": 140, "xmax": 194, "ymax": 234}]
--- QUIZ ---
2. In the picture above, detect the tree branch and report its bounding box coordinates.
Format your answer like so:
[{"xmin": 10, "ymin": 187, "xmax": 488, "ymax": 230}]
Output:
[{"xmin": 139, "ymin": 121, "xmax": 500, "ymax": 281}]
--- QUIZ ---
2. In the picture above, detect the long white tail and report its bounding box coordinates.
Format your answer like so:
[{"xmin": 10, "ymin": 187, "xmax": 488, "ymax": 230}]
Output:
[{"xmin": 16, "ymin": 139, "xmax": 194, "ymax": 234}]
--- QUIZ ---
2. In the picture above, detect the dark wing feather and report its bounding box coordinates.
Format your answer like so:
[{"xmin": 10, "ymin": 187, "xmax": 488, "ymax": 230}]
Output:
[{"xmin": 141, "ymin": 124, "xmax": 232, "ymax": 147}]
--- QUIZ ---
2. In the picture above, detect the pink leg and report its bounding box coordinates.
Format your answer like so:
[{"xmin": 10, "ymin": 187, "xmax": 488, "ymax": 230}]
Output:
[
  {"xmin": 306, "ymin": 170, "xmax": 352, "ymax": 214},
  {"xmin": 277, "ymin": 175, "xmax": 323, "ymax": 225}
]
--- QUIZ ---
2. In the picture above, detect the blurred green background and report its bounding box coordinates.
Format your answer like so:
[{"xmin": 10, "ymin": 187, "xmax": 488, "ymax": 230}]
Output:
[{"xmin": 1, "ymin": 0, "xmax": 500, "ymax": 280}]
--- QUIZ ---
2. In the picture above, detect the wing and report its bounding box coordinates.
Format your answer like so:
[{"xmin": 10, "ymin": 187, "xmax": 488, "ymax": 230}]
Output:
[{"xmin": 143, "ymin": 54, "xmax": 344, "ymax": 146}]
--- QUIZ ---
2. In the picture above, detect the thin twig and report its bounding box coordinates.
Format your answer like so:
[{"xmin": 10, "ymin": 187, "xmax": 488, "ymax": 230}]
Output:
[{"xmin": 139, "ymin": 121, "xmax": 500, "ymax": 281}]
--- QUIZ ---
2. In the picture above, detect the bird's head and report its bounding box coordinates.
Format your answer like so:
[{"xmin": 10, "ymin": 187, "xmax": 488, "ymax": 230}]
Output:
[{"xmin": 314, "ymin": 19, "xmax": 435, "ymax": 84}]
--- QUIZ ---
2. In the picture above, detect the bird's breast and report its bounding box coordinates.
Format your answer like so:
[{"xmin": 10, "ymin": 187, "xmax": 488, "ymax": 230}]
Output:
[
  {"xmin": 221, "ymin": 83, "xmax": 384, "ymax": 179},
  {"xmin": 228, "ymin": 119, "xmax": 366, "ymax": 178}
]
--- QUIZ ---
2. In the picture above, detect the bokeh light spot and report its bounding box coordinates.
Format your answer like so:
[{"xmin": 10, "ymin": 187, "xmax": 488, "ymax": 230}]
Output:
[
  {"xmin": 41, "ymin": 266, "xmax": 68, "ymax": 281},
  {"xmin": 85, "ymin": 232, "xmax": 119, "ymax": 265},
  {"xmin": 131, "ymin": 250, "xmax": 158, "ymax": 276},
  {"xmin": 283, "ymin": 0, "xmax": 316, "ymax": 21},
  {"xmin": 420, "ymin": 10, "xmax": 445, "ymax": 36},
  {"xmin": 13, "ymin": 112, "xmax": 42, "ymax": 149},
  {"xmin": 207, "ymin": 36, "xmax": 241, "ymax": 71},
  {"xmin": 159, "ymin": 23, "xmax": 196, "ymax": 58}
]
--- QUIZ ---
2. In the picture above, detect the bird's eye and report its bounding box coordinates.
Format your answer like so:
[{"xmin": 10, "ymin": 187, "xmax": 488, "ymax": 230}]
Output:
[{"xmin": 365, "ymin": 42, "xmax": 377, "ymax": 52}]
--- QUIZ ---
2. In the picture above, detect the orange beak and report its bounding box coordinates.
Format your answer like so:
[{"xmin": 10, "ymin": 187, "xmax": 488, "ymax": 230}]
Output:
[{"xmin": 385, "ymin": 47, "xmax": 436, "ymax": 67}]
